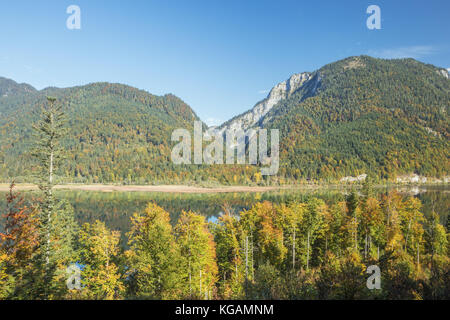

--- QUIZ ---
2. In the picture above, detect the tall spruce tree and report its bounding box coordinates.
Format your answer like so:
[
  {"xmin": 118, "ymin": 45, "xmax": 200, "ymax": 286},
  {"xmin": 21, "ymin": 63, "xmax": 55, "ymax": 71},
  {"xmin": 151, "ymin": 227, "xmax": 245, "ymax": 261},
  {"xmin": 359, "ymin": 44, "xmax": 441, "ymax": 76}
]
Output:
[
  {"xmin": 31, "ymin": 97, "xmax": 78, "ymax": 299},
  {"xmin": 32, "ymin": 97, "xmax": 64, "ymax": 265}
]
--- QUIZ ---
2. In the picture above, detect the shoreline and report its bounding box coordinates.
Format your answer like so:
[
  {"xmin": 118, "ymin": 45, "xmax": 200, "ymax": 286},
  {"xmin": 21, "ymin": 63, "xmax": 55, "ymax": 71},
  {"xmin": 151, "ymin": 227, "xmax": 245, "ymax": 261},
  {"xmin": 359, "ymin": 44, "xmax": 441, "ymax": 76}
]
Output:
[
  {"xmin": 0, "ymin": 183, "xmax": 447, "ymax": 194},
  {"xmin": 0, "ymin": 183, "xmax": 291, "ymax": 193}
]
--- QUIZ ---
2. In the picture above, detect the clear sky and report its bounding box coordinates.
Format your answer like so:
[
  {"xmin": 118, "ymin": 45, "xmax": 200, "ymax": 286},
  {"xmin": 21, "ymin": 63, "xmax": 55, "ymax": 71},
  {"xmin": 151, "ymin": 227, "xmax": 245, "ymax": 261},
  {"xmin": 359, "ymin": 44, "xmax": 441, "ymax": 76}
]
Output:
[{"xmin": 0, "ymin": 0, "xmax": 449, "ymax": 125}]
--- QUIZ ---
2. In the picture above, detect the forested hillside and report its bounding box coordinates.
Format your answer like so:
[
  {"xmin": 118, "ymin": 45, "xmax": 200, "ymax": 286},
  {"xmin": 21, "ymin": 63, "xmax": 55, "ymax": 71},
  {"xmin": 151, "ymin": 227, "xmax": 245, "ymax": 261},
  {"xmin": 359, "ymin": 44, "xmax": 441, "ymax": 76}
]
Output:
[
  {"xmin": 0, "ymin": 81, "xmax": 203, "ymax": 183},
  {"xmin": 261, "ymin": 56, "xmax": 449, "ymax": 181},
  {"xmin": 0, "ymin": 56, "xmax": 449, "ymax": 184}
]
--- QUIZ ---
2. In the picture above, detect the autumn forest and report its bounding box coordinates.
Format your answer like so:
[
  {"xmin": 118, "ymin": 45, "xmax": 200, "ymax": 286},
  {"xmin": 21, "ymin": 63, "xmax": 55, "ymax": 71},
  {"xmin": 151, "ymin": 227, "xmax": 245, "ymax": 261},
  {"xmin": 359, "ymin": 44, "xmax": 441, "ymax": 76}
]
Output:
[{"xmin": 1, "ymin": 56, "xmax": 449, "ymax": 301}]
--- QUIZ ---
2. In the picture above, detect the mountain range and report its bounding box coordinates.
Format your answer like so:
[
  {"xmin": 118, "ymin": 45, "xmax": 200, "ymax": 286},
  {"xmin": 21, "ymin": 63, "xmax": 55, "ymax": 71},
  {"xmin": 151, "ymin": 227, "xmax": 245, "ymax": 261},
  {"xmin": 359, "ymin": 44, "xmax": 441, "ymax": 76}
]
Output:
[{"xmin": 0, "ymin": 55, "xmax": 449, "ymax": 184}]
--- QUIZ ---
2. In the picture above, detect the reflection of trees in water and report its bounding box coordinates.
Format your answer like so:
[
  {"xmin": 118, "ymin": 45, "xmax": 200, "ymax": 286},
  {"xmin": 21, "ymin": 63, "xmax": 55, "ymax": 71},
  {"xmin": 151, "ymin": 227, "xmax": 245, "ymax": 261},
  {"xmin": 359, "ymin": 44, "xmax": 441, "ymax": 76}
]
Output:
[
  {"xmin": 0, "ymin": 187, "xmax": 448, "ymax": 244},
  {"xmin": 416, "ymin": 190, "xmax": 449, "ymax": 225}
]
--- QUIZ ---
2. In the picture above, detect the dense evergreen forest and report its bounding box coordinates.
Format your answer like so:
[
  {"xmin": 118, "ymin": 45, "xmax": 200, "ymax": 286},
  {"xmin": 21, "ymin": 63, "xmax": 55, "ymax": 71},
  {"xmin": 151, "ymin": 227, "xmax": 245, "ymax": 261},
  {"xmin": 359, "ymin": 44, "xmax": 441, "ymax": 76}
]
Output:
[{"xmin": 0, "ymin": 56, "xmax": 448, "ymax": 185}]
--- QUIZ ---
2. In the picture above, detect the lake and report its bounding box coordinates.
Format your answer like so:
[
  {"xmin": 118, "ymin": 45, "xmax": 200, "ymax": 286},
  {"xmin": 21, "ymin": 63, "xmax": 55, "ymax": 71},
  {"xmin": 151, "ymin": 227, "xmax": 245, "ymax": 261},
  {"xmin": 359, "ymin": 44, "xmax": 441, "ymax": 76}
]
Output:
[{"xmin": 0, "ymin": 185, "xmax": 448, "ymax": 244}]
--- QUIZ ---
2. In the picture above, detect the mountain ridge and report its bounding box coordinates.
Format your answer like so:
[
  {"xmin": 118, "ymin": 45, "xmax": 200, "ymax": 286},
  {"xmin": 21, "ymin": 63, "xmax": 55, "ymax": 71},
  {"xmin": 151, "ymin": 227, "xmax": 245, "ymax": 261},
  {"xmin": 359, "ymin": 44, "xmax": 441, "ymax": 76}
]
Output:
[
  {"xmin": 0, "ymin": 55, "xmax": 449, "ymax": 184},
  {"xmin": 218, "ymin": 56, "xmax": 450, "ymax": 134},
  {"xmin": 259, "ymin": 56, "xmax": 449, "ymax": 180},
  {"xmin": 0, "ymin": 77, "xmax": 37, "ymax": 97},
  {"xmin": 0, "ymin": 80, "xmax": 203, "ymax": 183}
]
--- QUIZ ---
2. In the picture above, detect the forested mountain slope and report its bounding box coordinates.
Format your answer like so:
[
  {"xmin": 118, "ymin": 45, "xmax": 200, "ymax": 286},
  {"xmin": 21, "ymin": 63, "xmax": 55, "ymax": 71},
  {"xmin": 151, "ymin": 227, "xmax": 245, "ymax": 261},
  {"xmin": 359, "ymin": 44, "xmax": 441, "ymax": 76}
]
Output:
[
  {"xmin": 257, "ymin": 56, "xmax": 449, "ymax": 181},
  {"xmin": 0, "ymin": 56, "xmax": 449, "ymax": 184},
  {"xmin": 0, "ymin": 80, "xmax": 201, "ymax": 183},
  {"xmin": 0, "ymin": 77, "xmax": 36, "ymax": 97}
]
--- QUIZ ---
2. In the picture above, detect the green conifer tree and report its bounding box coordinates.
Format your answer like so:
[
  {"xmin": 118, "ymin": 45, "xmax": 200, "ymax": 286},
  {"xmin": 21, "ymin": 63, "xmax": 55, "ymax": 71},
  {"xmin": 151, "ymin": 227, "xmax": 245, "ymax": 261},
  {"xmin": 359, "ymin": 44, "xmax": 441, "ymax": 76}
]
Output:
[{"xmin": 31, "ymin": 97, "xmax": 78, "ymax": 299}]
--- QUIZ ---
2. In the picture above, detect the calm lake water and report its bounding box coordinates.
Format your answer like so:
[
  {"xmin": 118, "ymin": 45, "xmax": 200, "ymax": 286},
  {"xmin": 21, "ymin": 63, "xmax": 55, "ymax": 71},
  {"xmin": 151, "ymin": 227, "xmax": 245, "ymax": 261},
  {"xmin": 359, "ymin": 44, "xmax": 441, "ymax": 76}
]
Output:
[{"xmin": 1, "ymin": 185, "xmax": 448, "ymax": 243}]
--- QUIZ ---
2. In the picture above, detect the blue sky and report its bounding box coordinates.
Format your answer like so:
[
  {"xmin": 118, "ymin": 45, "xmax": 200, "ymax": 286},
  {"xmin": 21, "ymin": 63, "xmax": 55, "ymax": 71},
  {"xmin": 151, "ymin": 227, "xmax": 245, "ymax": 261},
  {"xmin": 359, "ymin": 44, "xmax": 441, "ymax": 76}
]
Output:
[{"xmin": 0, "ymin": 0, "xmax": 449, "ymax": 125}]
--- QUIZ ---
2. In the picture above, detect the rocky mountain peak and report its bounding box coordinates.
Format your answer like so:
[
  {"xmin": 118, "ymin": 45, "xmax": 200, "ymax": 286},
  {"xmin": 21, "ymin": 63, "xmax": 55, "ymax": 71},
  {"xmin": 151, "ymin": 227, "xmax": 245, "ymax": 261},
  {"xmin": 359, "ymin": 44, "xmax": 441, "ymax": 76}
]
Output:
[{"xmin": 218, "ymin": 72, "xmax": 311, "ymax": 132}]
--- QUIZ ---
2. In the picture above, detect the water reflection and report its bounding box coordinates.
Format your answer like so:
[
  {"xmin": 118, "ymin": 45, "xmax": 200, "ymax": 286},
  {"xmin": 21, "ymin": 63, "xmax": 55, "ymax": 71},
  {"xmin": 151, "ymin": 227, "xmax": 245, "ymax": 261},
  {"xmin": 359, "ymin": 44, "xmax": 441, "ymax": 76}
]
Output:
[{"xmin": 1, "ymin": 186, "xmax": 448, "ymax": 244}]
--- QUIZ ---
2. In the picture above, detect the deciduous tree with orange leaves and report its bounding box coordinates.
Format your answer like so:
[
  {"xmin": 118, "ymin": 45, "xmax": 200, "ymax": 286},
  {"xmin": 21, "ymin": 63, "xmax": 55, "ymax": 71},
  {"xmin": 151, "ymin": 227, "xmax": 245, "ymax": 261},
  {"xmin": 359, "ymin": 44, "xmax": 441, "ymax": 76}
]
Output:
[{"xmin": 0, "ymin": 182, "xmax": 39, "ymax": 298}]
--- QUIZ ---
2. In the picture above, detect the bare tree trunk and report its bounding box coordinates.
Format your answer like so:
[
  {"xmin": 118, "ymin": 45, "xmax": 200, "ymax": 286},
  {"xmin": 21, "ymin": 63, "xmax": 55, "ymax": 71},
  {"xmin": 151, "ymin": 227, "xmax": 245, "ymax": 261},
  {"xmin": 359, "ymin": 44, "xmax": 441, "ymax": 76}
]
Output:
[
  {"xmin": 306, "ymin": 231, "xmax": 310, "ymax": 270},
  {"xmin": 234, "ymin": 253, "xmax": 238, "ymax": 283},
  {"xmin": 251, "ymin": 234, "xmax": 254, "ymax": 279},
  {"xmin": 199, "ymin": 269, "xmax": 202, "ymax": 297},
  {"xmin": 106, "ymin": 247, "xmax": 109, "ymax": 268},
  {"xmin": 188, "ymin": 230, "xmax": 192, "ymax": 297},
  {"xmin": 46, "ymin": 150, "xmax": 54, "ymax": 265},
  {"xmin": 354, "ymin": 215, "xmax": 358, "ymax": 251},
  {"xmin": 189, "ymin": 260, "xmax": 192, "ymax": 296},
  {"xmin": 46, "ymin": 111, "xmax": 55, "ymax": 266},
  {"xmin": 292, "ymin": 228, "xmax": 296, "ymax": 270},
  {"xmin": 49, "ymin": 151, "xmax": 54, "ymax": 184},
  {"xmin": 387, "ymin": 198, "xmax": 391, "ymax": 227},
  {"xmin": 364, "ymin": 233, "xmax": 368, "ymax": 259},
  {"xmin": 245, "ymin": 236, "xmax": 249, "ymax": 280},
  {"xmin": 417, "ymin": 243, "xmax": 420, "ymax": 267},
  {"xmin": 405, "ymin": 219, "xmax": 412, "ymax": 251}
]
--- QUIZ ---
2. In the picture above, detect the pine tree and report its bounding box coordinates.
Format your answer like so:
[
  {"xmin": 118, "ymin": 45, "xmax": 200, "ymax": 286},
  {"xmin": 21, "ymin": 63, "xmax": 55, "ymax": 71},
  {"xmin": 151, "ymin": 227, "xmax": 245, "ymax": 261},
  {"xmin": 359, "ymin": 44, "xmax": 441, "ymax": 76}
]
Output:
[
  {"xmin": 346, "ymin": 189, "xmax": 360, "ymax": 251},
  {"xmin": 31, "ymin": 97, "xmax": 77, "ymax": 299},
  {"xmin": 361, "ymin": 175, "xmax": 374, "ymax": 199},
  {"xmin": 32, "ymin": 96, "xmax": 65, "ymax": 263},
  {"xmin": 346, "ymin": 188, "xmax": 359, "ymax": 216}
]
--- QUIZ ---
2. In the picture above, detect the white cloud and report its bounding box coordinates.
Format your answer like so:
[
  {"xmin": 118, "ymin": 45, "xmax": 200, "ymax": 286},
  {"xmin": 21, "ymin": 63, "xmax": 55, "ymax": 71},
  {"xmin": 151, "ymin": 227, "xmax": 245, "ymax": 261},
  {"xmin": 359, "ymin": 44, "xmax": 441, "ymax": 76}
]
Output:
[
  {"xmin": 447, "ymin": 68, "xmax": 450, "ymax": 72},
  {"xmin": 204, "ymin": 117, "xmax": 223, "ymax": 127},
  {"xmin": 368, "ymin": 45, "xmax": 437, "ymax": 59},
  {"xmin": 258, "ymin": 89, "xmax": 269, "ymax": 94}
]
